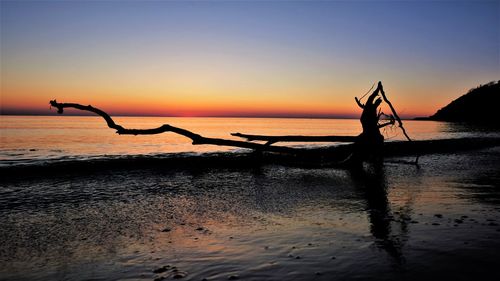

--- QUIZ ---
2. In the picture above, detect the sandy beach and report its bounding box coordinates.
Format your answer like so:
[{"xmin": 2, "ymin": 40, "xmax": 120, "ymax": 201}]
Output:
[{"xmin": 1, "ymin": 145, "xmax": 499, "ymax": 281}]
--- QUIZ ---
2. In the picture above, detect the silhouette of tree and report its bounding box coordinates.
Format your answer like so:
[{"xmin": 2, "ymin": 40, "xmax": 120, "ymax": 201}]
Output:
[{"xmin": 49, "ymin": 81, "xmax": 408, "ymax": 167}]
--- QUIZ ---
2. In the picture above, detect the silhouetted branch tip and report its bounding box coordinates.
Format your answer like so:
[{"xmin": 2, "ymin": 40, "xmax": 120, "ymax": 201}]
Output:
[{"xmin": 49, "ymin": 100, "xmax": 64, "ymax": 114}]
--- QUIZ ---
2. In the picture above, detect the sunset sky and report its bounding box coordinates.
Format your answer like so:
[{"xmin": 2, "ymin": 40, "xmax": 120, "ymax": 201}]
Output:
[{"xmin": 1, "ymin": 0, "xmax": 498, "ymax": 118}]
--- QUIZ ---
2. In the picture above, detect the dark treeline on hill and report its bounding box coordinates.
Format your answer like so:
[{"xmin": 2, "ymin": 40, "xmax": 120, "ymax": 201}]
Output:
[{"xmin": 416, "ymin": 81, "xmax": 499, "ymax": 124}]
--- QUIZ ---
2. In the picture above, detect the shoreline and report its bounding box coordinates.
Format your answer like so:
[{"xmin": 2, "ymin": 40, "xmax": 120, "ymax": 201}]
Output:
[
  {"xmin": 1, "ymin": 145, "xmax": 499, "ymax": 281},
  {"xmin": 2, "ymin": 137, "xmax": 500, "ymax": 181}
]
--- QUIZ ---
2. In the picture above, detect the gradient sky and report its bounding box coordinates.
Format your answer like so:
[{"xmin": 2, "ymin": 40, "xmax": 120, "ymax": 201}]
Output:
[{"xmin": 1, "ymin": 0, "xmax": 498, "ymax": 118}]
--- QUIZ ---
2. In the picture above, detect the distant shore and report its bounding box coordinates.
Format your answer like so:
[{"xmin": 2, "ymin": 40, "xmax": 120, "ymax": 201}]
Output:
[{"xmin": 415, "ymin": 81, "xmax": 499, "ymax": 124}]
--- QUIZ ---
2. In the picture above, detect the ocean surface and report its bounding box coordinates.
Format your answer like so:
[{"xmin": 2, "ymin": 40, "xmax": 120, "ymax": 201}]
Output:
[
  {"xmin": 1, "ymin": 116, "xmax": 499, "ymax": 167},
  {"xmin": 1, "ymin": 116, "xmax": 500, "ymax": 281}
]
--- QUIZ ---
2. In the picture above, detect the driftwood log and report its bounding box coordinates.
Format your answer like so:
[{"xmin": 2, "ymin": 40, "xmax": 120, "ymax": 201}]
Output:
[
  {"xmin": 48, "ymin": 101, "xmax": 301, "ymax": 154},
  {"xmin": 49, "ymin": 81, "xmax": 403, "ymax": 166}
]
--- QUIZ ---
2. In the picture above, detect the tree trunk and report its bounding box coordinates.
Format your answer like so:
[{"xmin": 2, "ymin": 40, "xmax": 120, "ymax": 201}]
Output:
[{"xmin": 49, "ymin": 81, "xmax": 399, "ymax": 166}]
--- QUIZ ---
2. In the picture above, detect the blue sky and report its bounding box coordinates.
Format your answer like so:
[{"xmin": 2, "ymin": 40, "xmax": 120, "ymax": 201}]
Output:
[{"xmin": 1, "ymin": 0, "xmax": 499, "ymax": 117}]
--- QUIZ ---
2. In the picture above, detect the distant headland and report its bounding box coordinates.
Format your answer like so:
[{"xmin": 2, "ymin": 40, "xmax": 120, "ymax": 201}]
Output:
[{"xmin": 415, "ymin": 81, "xmax": 499, "ymax": 124}]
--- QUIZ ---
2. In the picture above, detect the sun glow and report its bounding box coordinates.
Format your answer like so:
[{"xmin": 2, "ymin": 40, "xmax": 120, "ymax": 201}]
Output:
[{"xmin": 1, "ymin": 1, "xmax": 498, "ymax": 118}]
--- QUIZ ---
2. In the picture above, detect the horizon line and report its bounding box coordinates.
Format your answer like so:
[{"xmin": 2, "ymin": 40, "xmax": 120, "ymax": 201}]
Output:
[
  {"xmin": 0, "ymin": 112, "xmax": 357, "ymax": 119},
  {"xmin": 0, "ymin": 112, "xmax": 423, "ymax": 120}
]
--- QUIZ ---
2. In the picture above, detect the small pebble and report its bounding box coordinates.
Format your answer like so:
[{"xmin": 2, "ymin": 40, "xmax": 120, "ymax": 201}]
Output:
[
  {"xmin": 161, "ymin": 227, "xmax": 171, "ymax": 232},
  {"xmin": 172, "ymin": 271, "xmax": 187, "ymax": 279},
  {"xmin": 196, "ymin": 227, "xmax": 204, "ymax": 231},
  {"xmin": 153, "ymin": 266, "xmax": 170, "ymax": 274}
]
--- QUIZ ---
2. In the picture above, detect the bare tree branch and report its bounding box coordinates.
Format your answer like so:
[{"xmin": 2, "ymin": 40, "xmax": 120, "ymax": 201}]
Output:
[
  {"xmin": 377, "ymin": 82, "xmax": 412, "ymax": 142},
  {"xmin": 231, "ymin": 133, "xmax": 358, "ymax": 145},
  {"xmin": 48, "ymin": 81, "xmax": 415, "ymax": 166},
  {"xmin": 355, "ymin": 97, "xmax": 365, "ymax": 109},
  {"xmin": 376, "ymin": 82, "xmax": 419, "ymax": 165},
  {"xmin": 49, "ymin": 100, "xmax": 299, "ymax": 154}
]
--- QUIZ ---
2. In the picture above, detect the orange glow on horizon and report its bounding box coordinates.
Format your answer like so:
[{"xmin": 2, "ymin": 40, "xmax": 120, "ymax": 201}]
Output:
[
  {"xmin": 0, "ymin": 84, "xmax": 448, "ymax": 118},
  {"xmin": 0, "ymin": 66, "xmax": 476, "ymax": 119},
  {"xmin": 1, "ymin": 1, "xmax": 498, "ymax": 120}
]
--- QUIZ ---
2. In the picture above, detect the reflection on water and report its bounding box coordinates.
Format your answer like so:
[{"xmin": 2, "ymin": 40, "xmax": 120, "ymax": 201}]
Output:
[
  {"xmin": 1, "ymin": 148, "xmax": 500, "ymax": 280},
  {"xmin": 2, "ymin": 116, "xmax": 499, "ymax": 166},
  {"xmin": 444, "ymin": 122, "xmax": 500, "ymax": 134},
  {"xmin": 351, "ymin": 166, "xmax": 410, "ymax": 265}
]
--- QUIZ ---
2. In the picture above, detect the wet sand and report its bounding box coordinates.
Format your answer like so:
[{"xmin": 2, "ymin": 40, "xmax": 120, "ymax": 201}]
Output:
[{"xmin": 1, "ymin": 147, "xmax": 500, "ymax": 281}]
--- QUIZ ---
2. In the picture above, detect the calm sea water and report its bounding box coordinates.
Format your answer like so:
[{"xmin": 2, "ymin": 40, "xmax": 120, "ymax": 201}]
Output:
[
  {"xmin": 1, "ymin": 115, "xmax": 500, "ymax": 281},
  {"xmin": 1, "ymin": 115, "xmax": 497, "ymax": 167}
]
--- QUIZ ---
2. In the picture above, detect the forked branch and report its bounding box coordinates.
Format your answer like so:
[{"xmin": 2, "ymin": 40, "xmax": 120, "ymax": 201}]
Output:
[{"xmin": 377, "ymin": 83, "xmax": 411, "ymax": 142}]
